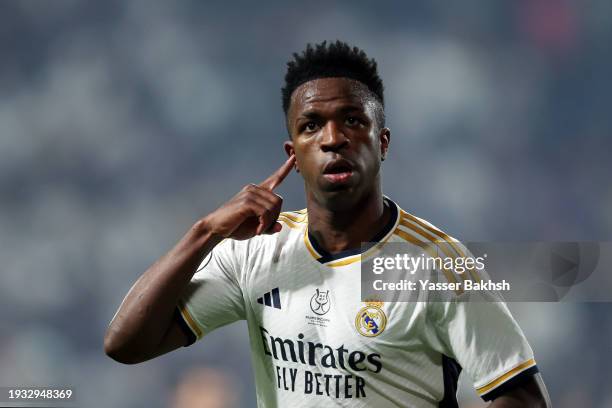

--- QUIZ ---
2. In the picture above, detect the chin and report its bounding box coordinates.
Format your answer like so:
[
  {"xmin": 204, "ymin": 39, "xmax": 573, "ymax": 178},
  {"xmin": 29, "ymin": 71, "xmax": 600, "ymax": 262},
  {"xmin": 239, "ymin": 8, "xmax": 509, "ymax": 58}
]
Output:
[{"xmin": 317, "ymin": 187, "xmax": 361, "ymax": 211}]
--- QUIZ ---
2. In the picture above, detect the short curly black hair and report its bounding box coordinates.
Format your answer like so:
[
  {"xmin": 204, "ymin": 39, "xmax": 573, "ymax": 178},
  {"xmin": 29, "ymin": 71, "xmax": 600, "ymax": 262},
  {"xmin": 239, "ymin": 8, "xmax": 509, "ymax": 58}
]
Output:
[{"xmin": 282, "ymin": 40, "xmax": 385, "ymax": 128}]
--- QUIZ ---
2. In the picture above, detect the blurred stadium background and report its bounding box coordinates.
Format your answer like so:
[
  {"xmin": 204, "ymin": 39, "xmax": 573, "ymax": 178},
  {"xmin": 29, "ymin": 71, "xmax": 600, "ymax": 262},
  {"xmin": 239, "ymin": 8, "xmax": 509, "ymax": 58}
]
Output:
[{"xmin": 1, "ymin": 1, "xmax": 611, "ymax": 407}]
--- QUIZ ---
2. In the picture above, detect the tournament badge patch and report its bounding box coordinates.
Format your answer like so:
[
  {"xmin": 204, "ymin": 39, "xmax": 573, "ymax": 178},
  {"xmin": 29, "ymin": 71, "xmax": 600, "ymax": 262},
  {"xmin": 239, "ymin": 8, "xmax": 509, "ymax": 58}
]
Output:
[
  {"xmin": 305, "ymin": 288, "xmax": 332, "ymax": 328},
  {"xmin": 355, "ymin": 300, "xmax": 387, "ymax": 337}
]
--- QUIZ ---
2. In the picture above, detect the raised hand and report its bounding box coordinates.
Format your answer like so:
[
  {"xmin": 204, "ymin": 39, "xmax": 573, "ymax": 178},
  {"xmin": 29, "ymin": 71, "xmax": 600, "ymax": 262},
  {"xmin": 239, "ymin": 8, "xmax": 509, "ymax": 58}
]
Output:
[{"xmin": 202, "ymin": 155, "xmax": 296, "ymax": 240}]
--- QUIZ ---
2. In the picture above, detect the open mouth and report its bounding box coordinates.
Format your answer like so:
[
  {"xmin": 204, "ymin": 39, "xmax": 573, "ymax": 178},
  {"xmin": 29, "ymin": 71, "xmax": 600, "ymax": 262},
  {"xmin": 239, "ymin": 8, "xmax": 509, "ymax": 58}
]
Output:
[{"xmin": 322, "ymin": 159, "xmax": 354, "ymax": 184}]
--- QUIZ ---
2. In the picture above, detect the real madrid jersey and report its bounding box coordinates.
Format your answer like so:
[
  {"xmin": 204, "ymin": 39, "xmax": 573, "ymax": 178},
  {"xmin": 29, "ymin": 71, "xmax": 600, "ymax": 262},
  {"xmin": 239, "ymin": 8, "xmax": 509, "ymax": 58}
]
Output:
[{"xmin": 176, "ymin": 197, "xmax": 538, "ymax": 407}]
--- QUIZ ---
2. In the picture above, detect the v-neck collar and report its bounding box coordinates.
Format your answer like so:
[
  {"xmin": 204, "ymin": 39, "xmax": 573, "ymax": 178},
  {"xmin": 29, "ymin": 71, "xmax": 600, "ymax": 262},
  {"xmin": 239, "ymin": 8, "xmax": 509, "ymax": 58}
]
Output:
[{"xmin": 303, "ymin": 196, "xmax": 400, "ymax": 267}]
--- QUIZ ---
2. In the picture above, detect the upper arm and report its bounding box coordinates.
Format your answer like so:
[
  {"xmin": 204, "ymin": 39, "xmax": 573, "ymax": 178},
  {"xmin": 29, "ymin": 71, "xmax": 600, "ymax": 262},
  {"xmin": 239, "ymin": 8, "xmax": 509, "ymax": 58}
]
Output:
[
  {"xmin": 149, "ymin": 239, "xmax": 246, "ymax": 360},
  {"xmin": 146, "ymin": 308, "xmax": 195, "ymax": 361},
  {"xmin": 489, "ymin": 373, "xmax": 551, "ymax": 407},
  {"xmin": 176, "ymin": 239, "xmax": 246, "ymax": 342},
  {"xmin": 424, "ymin": 240, "xmax": 541, "ymax": 402},
  {"xmin": 430, "ymin": 296, "xmax": 539, "ymax": 400},
  {"xmin": 428, "ymin": 289, "xmax": 541, "ymax": 403},
  {"xmin": 109, "ymin": 307, "xmax": 194, "ymax": 364}
]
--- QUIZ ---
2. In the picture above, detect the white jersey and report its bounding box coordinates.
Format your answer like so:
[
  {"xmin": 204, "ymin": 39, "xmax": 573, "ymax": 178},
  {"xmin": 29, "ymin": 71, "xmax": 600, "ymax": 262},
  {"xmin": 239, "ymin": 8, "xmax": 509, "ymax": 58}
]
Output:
[{"xmin": 177, "ymin": 197, "xmax": 538, "ymax": 407}]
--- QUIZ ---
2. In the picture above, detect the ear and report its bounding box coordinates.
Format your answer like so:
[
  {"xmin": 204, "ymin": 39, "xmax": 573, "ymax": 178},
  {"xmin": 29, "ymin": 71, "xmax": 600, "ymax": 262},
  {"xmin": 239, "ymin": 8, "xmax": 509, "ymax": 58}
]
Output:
[
  {"xmin": 284, "ymin": 141, "xmax": 299, "ymax": 172},
  {"xmin": 379, "ymin": 127, "xmax": 391, "ymax": 161}
]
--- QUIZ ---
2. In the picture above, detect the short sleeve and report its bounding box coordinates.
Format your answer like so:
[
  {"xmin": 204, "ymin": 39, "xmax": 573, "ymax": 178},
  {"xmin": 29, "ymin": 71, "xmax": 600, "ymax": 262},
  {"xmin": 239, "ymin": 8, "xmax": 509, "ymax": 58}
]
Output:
[
  {"xmin": 430, "ymin": 294, "xmax": 538, "ymax": 401},
  {"xmin": 177, "ymin": 239, "xmax": 246, "ymax": 344}
]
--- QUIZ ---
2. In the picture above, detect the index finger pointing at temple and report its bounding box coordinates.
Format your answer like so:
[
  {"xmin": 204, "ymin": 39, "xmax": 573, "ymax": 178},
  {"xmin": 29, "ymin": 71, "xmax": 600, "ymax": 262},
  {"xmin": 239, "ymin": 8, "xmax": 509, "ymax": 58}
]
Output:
[{"xmin": 259, "ymin": 154, "xmax": 296, "ymax": 191}]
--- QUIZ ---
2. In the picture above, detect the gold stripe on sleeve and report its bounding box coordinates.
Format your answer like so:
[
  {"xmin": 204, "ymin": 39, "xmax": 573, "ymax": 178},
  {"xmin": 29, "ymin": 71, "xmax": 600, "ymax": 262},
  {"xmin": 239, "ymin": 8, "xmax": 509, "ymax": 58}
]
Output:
[
  {"xmin": 399, "ymin": 218, "xmax": 470, "ymax": 283},
  {"xmin": 277, "ymin": 215, "xmax": 301, "ymax": 229},
  {"xmin": 279, "ymin": 212, "xmax": 308, "ymax": 223},
  {"xmin": 476, "ymin": 358, "xmax": 537, "ymax": 395},
  {"xmin": 393, "ymin": 228, "xmax": 461, "ymax": 290},
  {"xmin": 178, "ymin": 301, "xmax": 203, "ymax": 339},
  {"xmin": 401, "ymin": 211, "xmax": 481, "ymax": 283}
]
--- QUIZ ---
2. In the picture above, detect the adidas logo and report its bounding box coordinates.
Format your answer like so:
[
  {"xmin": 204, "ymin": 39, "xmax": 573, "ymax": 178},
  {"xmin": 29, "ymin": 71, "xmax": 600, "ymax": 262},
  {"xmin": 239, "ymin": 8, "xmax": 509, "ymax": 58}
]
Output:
[{"xmin": 257, "ymin": 287, "xmax": 281, "ymax": 309}]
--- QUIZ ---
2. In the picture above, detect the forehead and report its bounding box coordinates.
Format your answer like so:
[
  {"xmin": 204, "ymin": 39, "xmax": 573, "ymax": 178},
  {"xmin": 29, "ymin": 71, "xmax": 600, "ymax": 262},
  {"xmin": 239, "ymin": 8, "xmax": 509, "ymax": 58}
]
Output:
[{"xmin": 288, "ymin": 77, "xmax": 374, "ymax": 117}]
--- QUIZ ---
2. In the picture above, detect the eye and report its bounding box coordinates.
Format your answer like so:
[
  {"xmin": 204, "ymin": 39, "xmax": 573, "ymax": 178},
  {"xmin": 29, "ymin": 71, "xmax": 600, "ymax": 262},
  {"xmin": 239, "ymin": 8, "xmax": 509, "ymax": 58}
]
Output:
[
  {"xmin": 303, "ymin": 121, "xmax": 318, "ymax": 132},
  {"xmin": 345, "ymin": 116, "xmax": 361, "ymax": 126}
]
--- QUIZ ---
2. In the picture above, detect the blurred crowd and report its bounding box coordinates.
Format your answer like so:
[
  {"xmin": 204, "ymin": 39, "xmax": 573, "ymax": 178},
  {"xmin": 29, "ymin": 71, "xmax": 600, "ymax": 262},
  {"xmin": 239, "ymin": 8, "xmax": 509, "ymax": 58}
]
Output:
[{"xmin": 1, "ymin": 1, "xmax": 611, "ymax": 407}]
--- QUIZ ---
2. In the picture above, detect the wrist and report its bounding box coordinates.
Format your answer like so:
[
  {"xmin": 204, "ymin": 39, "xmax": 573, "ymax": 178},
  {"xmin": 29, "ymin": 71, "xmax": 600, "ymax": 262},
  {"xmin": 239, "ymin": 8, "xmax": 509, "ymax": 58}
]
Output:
[{"xmin": 191, "ymin": 217, "xmax": 224, "ymax": 248}]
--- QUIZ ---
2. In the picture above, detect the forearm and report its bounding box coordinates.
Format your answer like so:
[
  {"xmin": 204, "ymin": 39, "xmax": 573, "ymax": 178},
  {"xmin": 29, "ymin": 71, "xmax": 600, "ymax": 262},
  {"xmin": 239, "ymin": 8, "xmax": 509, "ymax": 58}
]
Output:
[{"xmin": 104, "ymin": 219, "xmax": 222, "ymax": 363}]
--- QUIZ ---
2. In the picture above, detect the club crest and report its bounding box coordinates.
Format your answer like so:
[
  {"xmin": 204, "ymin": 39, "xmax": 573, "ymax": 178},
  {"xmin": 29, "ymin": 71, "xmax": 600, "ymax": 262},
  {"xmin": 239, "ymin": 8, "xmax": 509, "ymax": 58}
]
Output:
[{"xmin": 355, "ymin": 300, "xmax": 387, "ymax": 337}]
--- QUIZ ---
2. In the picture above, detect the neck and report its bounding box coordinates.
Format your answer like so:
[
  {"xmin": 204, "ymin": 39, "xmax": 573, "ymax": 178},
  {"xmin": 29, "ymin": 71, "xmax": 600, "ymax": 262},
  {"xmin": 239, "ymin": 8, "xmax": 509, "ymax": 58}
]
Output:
[{"xmin": 306, "ymin": 186, "xmax": 391, "ymax": 254}]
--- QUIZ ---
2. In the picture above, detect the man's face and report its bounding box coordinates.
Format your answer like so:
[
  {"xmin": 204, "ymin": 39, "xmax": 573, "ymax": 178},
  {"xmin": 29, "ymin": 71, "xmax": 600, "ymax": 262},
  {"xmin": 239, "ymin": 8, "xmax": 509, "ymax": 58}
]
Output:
[{"xmin": 284, "ymin": 77, "xmax": 390, "ymax": 209}]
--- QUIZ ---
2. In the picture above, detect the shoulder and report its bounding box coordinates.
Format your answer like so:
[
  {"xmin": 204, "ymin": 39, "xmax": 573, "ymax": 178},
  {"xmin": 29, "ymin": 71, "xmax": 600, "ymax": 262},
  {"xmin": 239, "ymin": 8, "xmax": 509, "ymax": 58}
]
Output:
[
  {"xmin": 390, "ymin": 200, "xmax": 482, "ymax": 287},
  {"xmin": 214, "ymin": 208, "xmax": 308, "ymax": 258},
  {"xmin": 277, "ymin": 208, "xmax": 308, "ymax": 230},
  {"xmin": 391, "ymin": 202, "xmax": 465, "ymax": 255}
]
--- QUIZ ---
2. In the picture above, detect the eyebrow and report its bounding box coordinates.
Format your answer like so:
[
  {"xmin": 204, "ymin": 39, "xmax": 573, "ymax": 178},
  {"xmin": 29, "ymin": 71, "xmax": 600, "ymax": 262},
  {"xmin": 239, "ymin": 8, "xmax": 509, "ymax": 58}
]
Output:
[{"xmin": 296, "ymin": 104, "xmax": 365, "ymax": 120}]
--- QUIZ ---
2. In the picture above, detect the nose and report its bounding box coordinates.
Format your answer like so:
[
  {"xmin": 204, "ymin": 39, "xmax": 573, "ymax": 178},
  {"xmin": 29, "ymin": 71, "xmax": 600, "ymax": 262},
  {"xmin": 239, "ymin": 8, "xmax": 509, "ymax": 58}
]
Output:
[{"xmin": 320, "ymin": 121, "xmax": 349, "ymax": 152}]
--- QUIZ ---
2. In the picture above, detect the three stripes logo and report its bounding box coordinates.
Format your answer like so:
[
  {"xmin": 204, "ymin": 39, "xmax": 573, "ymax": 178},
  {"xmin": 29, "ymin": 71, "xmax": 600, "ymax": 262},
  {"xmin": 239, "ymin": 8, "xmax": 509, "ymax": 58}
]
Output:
[{"xmin": 257, "ymin": 287, "xmax": 282, "ymax": 309}]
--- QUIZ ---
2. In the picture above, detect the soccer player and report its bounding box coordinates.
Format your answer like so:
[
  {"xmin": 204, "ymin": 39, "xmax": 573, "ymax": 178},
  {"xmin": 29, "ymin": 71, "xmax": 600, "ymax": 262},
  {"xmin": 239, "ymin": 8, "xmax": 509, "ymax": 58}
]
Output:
[{"xmin": 105, "ymin": 41, "xmax": 550, "ymax": 407}]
